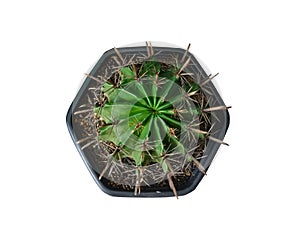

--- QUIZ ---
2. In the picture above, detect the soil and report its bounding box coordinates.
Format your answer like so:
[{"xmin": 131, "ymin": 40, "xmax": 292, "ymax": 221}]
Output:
[{"xmin": 100, "ymin": 164, "xmax": 195, "ymax": 194}]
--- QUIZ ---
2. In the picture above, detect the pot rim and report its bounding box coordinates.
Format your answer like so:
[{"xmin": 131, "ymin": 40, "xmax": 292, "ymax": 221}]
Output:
[{"xmin": 66, "ymin": 45, "xmax": 230, "ymax": 197}]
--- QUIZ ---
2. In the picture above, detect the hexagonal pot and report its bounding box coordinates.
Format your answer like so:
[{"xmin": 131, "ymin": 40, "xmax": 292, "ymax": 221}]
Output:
[{"xmin": 66, "ymin": 43, "xmax": 230, "ymax": 197}]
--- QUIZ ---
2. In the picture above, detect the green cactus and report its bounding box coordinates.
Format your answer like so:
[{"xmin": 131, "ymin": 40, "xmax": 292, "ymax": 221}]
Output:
[{"xmin": 74, "ymin": 43, "xmax": 230, "ymax": 197}]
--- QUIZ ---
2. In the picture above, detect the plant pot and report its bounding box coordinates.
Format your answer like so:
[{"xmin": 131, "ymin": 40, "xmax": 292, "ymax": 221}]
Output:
[{"xmin": 66, "ymin": 42, "xmax": 230, "ymax": 197}]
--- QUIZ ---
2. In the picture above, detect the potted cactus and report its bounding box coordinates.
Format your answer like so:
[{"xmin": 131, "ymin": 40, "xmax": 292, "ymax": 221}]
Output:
[{"xmin": 66, "ymin": 42, "xmax": 230, "ymax": 197}]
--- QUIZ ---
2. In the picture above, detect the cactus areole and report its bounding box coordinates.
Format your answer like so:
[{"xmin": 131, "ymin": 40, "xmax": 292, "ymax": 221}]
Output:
[{"xmin": 66, "ymin": 43, "xmax": 230, "ymax": 197}]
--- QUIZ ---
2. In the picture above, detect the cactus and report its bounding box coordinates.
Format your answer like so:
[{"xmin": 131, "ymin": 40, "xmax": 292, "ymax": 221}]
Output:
[{"xmin": 75, "ymin": 43, "xmax": 230, "ymax": 198}]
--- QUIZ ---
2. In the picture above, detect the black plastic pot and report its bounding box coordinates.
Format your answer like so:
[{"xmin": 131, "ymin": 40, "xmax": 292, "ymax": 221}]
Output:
[{"xmin": 66, "ymin": 44, "xmax": 230, "ymax": 197}]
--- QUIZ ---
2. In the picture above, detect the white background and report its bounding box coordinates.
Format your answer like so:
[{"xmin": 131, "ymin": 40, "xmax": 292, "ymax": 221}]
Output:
[{"xmin": 0, "ymin": 0, "xmax": 299, "ymax": 224}]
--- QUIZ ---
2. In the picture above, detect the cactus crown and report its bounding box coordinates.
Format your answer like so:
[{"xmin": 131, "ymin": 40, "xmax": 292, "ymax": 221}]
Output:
[{"xmin": 95, "ymin": 60, "xmax": 207, "ymax": 168}]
